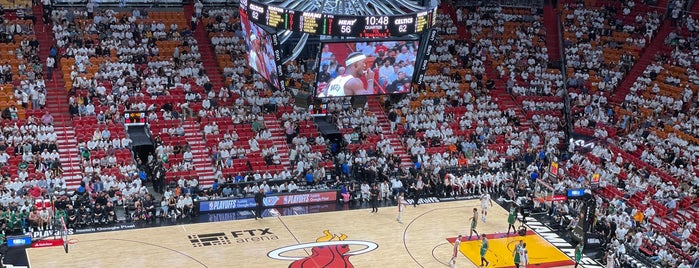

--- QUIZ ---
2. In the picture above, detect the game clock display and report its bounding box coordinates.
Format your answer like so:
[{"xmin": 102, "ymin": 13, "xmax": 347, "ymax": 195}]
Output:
[
  {"xmin": 330, "ymin": 15, "xmax": 417, "ymax": 38},
  {"xmin": 242, "ymin": 0, "xmax": 437, "ymax": 38}
]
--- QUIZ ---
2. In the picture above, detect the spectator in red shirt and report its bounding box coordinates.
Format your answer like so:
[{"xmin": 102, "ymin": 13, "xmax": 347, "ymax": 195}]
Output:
[
  {"xmin": 29, "ymin": 185, "xmax": 42, "ymax": 198},
  {"xmin": 374, "ymin": 43, "xmax": 388, "ymax": 55}
]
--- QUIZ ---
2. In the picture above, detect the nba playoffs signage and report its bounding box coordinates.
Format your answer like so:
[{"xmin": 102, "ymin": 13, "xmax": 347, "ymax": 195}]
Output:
[
  {"xmin": 199, "ymin": 191, "xmax": 338, "ymax": 213},
  {"xmin": 28, "ymin": 223, "xmax": 137, "ymax": 238},
  {"xmin": 263, "ymin": 191, "xmax": 337, "ymax": 206},
  {"xmin": 200, "ymin": 197, "xmax": 258, "ymax": 212}
]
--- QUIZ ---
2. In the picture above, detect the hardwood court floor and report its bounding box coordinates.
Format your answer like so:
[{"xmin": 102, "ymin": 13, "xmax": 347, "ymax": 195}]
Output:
[{"xmin": 26, "ymin": 200, "xmax": 575, "ymax": 268}]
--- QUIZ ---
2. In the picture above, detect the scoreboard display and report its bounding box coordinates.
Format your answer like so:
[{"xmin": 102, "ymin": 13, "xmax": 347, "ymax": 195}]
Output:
[
  {"xmin": 124, "ymin": 111, "xmax": 147, "ymax": 125},
  {"xmin": 242, "ymin": 0, "xmax": 437, "ymax": 38}
]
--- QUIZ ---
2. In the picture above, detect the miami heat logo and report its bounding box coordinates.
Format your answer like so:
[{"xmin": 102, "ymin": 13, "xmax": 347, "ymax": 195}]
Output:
[{"xmin": 268, "ymin": 230, "xmax": 378, "ymax": 267}]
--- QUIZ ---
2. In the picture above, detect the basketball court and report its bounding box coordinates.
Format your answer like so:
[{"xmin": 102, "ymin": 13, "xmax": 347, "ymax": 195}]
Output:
[
  {"xmin": 447, "ymin": 230, "xmax": 575, "ymax": 268},
  {"xmin": 26, "ymin": 200, "xmax": 577, "ymax": 267}
]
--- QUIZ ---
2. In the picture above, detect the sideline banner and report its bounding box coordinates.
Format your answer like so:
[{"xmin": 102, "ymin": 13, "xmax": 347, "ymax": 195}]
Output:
[
  {"xmin": 199, "ymin": 191, "xmax": 338, "ymax": 213},
  {"xmin": 200, "ymin": 197, "xmax": 258, "ymax": 212},
  {"xmin": 263, "ymin": 191, "xmax": 337, "ymax": 207},
  {"xmin": 31, "ymin": 238, "xmax": 64, "ymax": 248}
]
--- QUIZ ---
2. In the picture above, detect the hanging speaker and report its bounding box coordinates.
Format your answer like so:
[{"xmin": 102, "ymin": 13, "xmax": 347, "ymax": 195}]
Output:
[
  {"xmin": 295, "ymin": 92, "xmax": 311, "ymax": 108},
  {"xmin": 351, "ymin": 96, "xmax": 367, "ymax": 109}
]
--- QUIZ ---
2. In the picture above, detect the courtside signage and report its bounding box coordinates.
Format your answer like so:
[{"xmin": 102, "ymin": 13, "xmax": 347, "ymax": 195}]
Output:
[
  {"xmin": 200, "ymin": 197, "xmax": 258, "ymax": 212},
  {"xmin": 268, "ymin": 191, "xmax": 337, "ymax": 206},
  {"xmin": 29, "ymin": 224, "xmax": 137, "ymax": 238},
  {"xmin": 199, "ymin": 191, "xmax": 338, "ymax": 213}
]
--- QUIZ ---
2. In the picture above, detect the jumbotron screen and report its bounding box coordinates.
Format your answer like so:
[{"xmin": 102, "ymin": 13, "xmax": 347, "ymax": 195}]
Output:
[
  {"xmin": 240, "ymin": 7, "xmax": 282, "ymax": 89},
  {"xmin": 316, "ymin": 40, "xmax": 418, "ymax": 98}
]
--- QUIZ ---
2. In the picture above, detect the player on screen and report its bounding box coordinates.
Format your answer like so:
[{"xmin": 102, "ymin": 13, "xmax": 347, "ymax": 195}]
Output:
[
  {"xmin": 319, "ymin": 52, "xmax": 375, "ymax": 97},
  {"xmin": 248, "ymin": 34, "xmax": 268, "ymax": 79}
]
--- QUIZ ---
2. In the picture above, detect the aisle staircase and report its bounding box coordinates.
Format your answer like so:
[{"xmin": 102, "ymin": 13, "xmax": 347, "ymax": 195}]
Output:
[
  {"xmin": 366, "ymin": 98, "xmax": 413, "ymax": 167},
  {"xmin": 543, "ymin": 5, "xmax": 562, "ymax": 62},
  {"xmin": 611, "ymin": 20, "xmax": 672, "ymax": 104},
  {"xmin": 187, "ymin": 3, "xmax": 226, "ymax": 93},
  {"xmin": 32, "ymin": 5, "xmax": 82, "ymax": 190},
  {"xmin": 54, "ymin": 125, "xmax": 82, "ymax": 189},
  {"xmin": 483, "ymin": 61, "xmax": 529, "ymax": 129},
  {"xmin": 183, "ymin": 119, "xmax": 216, "ymax": 186},
  {"xmin": 263, "ymin": 114, "xmax": 292, "ymax": 169},
  {"xmin": 440, "ymin": 3, "xmax": 468, "ymax": 39}
]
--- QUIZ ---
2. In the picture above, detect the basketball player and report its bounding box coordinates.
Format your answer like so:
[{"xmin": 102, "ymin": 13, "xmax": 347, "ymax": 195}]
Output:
[
  {"xmin": 449, "ymin": 234, "xmax": 462, "ymax": 267},
  {"xmin": 319, "ymin": 52, "xmax": 375, "ymax": 97},
  {"xmin": 396, "ymin": 193, "xmax": 409, "ymax": 224},
  {"xmin": 518, "ymin": 243, "xmax": 528, "ymax": 268},
  {"xmin": 513, "ymin": 240, "xmax": 524, "ymax": 268},
  {"xmin": 574, "ymin": 242, "xmax": 584, "ymax": 268},
  {"xmin": 468, "ymin": 208, "xmax": 479, "ymax": 240},
  {"xmin": 507, "ymin": 204, "xmax": 518, "ymax": 236},
  {"xmin": 248, "ymin": 34, "xmax": 267, "ymax": 78},
  {"xmin": 480, "ymin": 191, "xmax": 493, "ymax": 222},
  {"xmin": 480, "ymin": 234, "xmax": 490, "ymax": 267},
  {"xmin": 605, "ymin": 250, "xmax": 616, "ymax": 268}
]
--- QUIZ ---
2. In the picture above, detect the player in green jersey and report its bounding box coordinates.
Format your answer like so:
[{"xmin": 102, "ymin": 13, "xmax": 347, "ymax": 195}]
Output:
[{"xmin": 480, "ymin": 234, "xmax": 490, "ymax": 267}]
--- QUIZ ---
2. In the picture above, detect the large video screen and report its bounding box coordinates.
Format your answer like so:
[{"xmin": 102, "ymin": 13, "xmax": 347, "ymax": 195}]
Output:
[
  {"xmin": 239, "ymin": 7, "xmax": 282, "ymax": 89},
  {"xmin": 316, "ymin": 40, "xmax": 418, "ymax": 98}
]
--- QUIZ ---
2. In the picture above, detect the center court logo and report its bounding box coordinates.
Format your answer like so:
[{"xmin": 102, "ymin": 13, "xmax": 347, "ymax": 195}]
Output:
[{"xmin": 268, "ymin": 230, "xmax": 378, "ymax": 267}]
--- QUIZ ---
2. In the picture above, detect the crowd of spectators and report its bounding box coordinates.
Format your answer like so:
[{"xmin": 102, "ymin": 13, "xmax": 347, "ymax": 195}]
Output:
[
  {"xmin": 0, "ymin": 2, "xmax": 696, "ymax": 267},
  {"xmin": 0, "ymin": 8, "xmax": 72, "ymax": 236}
]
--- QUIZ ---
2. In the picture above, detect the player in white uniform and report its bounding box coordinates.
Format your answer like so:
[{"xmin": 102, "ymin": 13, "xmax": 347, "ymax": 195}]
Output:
[
  {"xmin": 449, "ymin": 234, "xmax": 462, "ymax": 267},
  {"xmin": 518, "ymin": 243, "xmax": 529, "ymax": 267},
  {"xmin": 324, "ymin": 74, "xmax": 354, "ymax": 97},
  {"xmin": 606, "ymin": 250, "xmax": 616, "ymax": 268},
  {"xmin": 396, "ymin": 193, "xmax": 409, "ymax": 224},
  {"xmin": 318, "ymin": 52, "xmax": 375, "ymax": 97},
  {"xmin": 247, "ymin": 34, "xmax": 268, "ymax": 78},
  {"xmin": 480, "ymin": 192, "xmax": 493, "ymax": 222}
]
